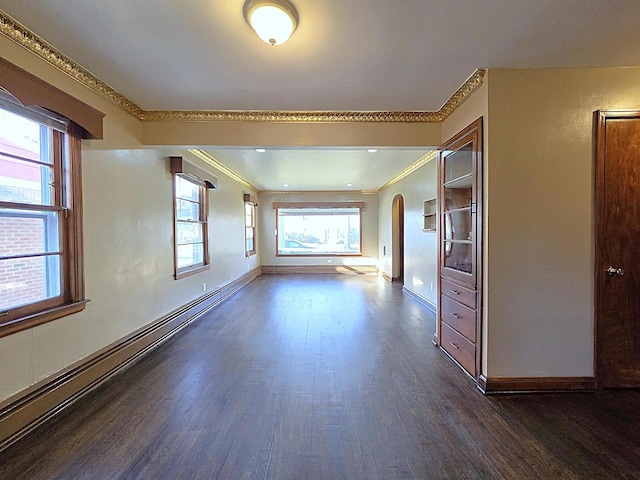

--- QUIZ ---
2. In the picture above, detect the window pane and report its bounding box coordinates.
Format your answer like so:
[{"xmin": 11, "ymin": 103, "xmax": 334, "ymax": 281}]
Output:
[
  {"xmin": 177, "ymin": 243, "xmax": 204, "ymax": 269},
  {"xmin": 0, "ymin": 210, "xmax": 60, "ymax": 256},
  {"xmin": 277, "ymin": 207, "xmax": 361, "ymax": 255},
  {"xmin": 176, "ymin": 199, "xmax": 200, "ymax": 221},
  {"xmin": 0, "ymin": 107, "xmax": 45, "ymax": 161},
  {"xmin": 0, "ymin": 255, "xmax": 61, "ymax": 310},
  {"xmin": 0, "ymin": 156, "xmax": 55, "ymax": 205},
  {"xmin": 175, "ymin": 175, "xmax": 200, "ymax": 201},
  {"xmin": 246, "ymin": 238, "xmax": 254, "ymax": 252},
  {"xmin": 176, "ymin": 221, "xmax": 203, "ymax": 245}
]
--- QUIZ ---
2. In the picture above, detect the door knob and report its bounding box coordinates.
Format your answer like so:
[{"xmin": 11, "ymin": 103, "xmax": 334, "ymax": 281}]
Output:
[{"xmin": 606, "ymin": 266, "xmax": 625, "ymax": 276}]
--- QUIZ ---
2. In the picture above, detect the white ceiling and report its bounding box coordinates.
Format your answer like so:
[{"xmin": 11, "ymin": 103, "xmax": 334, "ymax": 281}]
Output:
[
  {"xmin": 3, "ymin": 0, "xmax": 640, "ymax": 190},
  {"xmin": 201, "ymin": 147, "xmax": 433, "ymax": 191}
]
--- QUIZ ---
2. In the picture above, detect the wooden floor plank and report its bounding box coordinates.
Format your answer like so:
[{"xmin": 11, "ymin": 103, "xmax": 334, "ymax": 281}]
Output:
[{"xmin": 1, "ymin": 274, "xmax": 640, "ymax": 479}]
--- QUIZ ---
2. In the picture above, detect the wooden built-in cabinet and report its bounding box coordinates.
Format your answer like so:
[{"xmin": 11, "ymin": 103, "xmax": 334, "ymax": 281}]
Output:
[{"xmin": 437, "ymin": 118, "xmax": 483, "ymax": 381}]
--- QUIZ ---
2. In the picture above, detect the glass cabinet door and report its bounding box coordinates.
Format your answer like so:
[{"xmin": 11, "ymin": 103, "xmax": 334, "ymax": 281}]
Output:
[
  {"xmin": 442, "ymin": 142, "xmax": 474, "ymax": 276},
  {"xmin": 438, "ymin": 127, "xmax": 480, "ymax": 285}
]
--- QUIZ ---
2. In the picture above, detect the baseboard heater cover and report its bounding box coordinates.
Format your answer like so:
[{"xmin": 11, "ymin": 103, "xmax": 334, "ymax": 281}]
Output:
[{"xmin": 0, "ymin": 267, "xmax": 261, "ymax": 452}]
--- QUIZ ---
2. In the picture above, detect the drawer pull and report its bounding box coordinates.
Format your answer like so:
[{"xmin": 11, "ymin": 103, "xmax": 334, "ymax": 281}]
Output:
[
  {"xmin": 0, "ymin": 311, "xmax": 8, "ymax": 317},
  {"xmin": 448, "ymin": 341, "xmax": 460, "ymax": 350},
  {"xmin": 449, "ymin": 290, "xmax": 460, "ymax": 295},
  {"xmin": 450, "ymin": 313, "xmax": 460, "ymax": 319}
]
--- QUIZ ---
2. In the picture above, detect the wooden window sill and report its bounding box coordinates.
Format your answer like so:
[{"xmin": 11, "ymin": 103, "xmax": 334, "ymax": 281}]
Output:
[
  {"xmin": 0, "ymin": 300, "xmax": 89, "ymax": 339},
  {"xmin": 175, "ymin": 264, "xmax": 211, "ymax": 280}
]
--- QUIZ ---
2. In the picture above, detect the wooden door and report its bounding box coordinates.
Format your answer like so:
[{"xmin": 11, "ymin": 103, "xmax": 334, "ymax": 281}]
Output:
[{"xmin": 595, "ymin": 111, "xmax": 640, "ymax": 388}]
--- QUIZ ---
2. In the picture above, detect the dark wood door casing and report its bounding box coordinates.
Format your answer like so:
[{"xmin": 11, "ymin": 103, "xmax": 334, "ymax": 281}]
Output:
[{"xmin": 595, "ymin": 110, "xmax": 640, "ymax": 388}]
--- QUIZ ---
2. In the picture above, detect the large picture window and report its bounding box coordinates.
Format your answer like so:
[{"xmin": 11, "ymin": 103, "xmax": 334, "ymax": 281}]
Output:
[
  {"xmin": 173, "ymin": 173, "xmax": 209, "ymax": 278},
  {"xmin": 275, "ymin": 202, "xmax": 364, "ymax": 256},
  {"xmin": 0, "ymin": 92, "xmax": 86, "ymax": 336}
]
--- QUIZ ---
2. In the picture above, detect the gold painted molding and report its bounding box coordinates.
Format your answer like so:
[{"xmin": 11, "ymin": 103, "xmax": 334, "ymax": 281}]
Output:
[
  {"xmin": 142, "ymin": 110, "xmax": 444, "ymax": 123},
  {"xmin": 0, "ymin": 10, "xmax": 144, "ymax": 119},
  {"xmin": 260, "ymin": 190, "xmax": 379, "ymax": 195},
  {"xmin": 378, "ymin": 150, "xmax": 436, "ymax": 192},
  {"xmin": 0, "ymin": 9, "xmax": 486, "ymax": 124},
  {"xmin": 189, "ymin": 149, "xmax": 259, "ymax": 192}
]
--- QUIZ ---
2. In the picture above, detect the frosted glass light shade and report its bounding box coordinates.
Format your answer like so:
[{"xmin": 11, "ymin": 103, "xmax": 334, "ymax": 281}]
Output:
[{"xmin": 244, "ymin": 0, "xmax": 298, "ymax": 46}]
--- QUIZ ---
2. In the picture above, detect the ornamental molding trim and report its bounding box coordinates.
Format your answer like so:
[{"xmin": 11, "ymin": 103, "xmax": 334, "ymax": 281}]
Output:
[
  {"xmin": 189, "ymin": 149, "xmax": 259, "ymax": 192},
  {"xmin": 0, "ymin": 9, "xmax": 485, "ymax": 123},
  {"xmin": 0, "ymin": 10, "xmax": 144, "ymax": 118},
  {"xmin": 378, "ymin": 150, "xmax": 437, "ymax": 192}
]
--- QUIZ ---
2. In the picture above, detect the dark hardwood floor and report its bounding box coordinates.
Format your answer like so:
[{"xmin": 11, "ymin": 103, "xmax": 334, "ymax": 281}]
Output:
[{"xmin": 1, "ymin": 274, "xmax": 640, "ymax": 479}]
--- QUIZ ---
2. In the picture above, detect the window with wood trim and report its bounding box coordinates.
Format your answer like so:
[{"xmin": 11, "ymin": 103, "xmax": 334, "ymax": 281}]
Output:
[
  {"xmin": 0, "ymin": 92, "xmax": 86, "ymax": 337},
  {"xmin": 245, "ymin": 200, "xmax": 257, "ymax": 257},
  {"xmin": 173, "ymin": 173, "xmax": 209, "ymax": 278},
  {"xmin": 274, "ymin": 202, "xmax": 364, "ymax": 256}
]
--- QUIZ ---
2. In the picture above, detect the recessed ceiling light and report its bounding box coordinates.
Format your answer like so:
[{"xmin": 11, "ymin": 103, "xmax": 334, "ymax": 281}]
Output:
[
  {"xmin": 346, "ymin": 183, "xmax": 353, "ymax": 187},
  {"xmin": 368, "ymin": 148, "xmax": 378, "ymax": 153},
  {"xmin": 256, "ymin": 148, "xmax": 266, "ymax": 153},
  {"xmin": 283, "ymin": 183, "xmax": 289, "ymax": 187}
]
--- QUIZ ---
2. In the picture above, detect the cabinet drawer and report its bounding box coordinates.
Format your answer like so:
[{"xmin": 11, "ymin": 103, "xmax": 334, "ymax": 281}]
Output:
[
  {"xmin": 441, "ymin": 278, "xmax": 476, "ymax": 309},
  {"xmin": 441, "ymin": 295, "xmax": 476, "ymax": 342},
  {"xmin": 441, "ymin": 323, "xmax": 476, "ymax": 376}
]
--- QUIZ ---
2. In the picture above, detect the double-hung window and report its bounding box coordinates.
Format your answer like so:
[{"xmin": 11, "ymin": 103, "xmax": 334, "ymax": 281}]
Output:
[
  {"xmin": 244, "ymin": 195, "xmax": 257, "ymax": 257},
  {"xmin": 0, "ymin": 92, "xmax": 86, "ymax": 336},
  {"xmin": 173, "ymin": 173, "xmax": 209, "ymax": 278}
]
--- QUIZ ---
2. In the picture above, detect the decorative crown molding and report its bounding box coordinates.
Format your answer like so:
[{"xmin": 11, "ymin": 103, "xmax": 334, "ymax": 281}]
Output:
[
  {"xmin": 188, "ymin": 149, "xmax": 259, "ymax": 192},
  {"xmin": 0, "ymin": 10, "xmax": 145, "ymax": 119},
  {"xmin": 0, "ymin": 9, "xmax": 485, "ymax": 123},
  {"xmin": 378, "ymin": 151, "xmax": 437, "ymax": 192},
  {"xmin": 141, "ymin": 110, "xmax": 444, "ymax": 123}
]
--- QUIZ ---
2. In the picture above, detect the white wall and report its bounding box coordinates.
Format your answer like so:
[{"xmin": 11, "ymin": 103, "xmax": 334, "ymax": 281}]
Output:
[
  {"xmin": 378, "ymin": 159, "xmax": 438, "ymax": 306},
  {"xmin": 258, "ymin": 192, "xmax": 378, "ymax": 267}
]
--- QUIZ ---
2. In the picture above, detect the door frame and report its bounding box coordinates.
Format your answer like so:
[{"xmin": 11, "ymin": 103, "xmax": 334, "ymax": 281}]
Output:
[
  {"xmin": 593, "ymin": 109, "xmax": 640, "ymax": 388},
  {"xmin": 391, "ymin": 194, "xmax": 405, "ymax": 282}
]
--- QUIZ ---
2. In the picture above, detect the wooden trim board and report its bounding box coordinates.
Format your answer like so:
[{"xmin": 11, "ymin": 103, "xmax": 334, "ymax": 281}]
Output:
[
  {"xmin": 479, "ymin": 376, "xmax": 596, "ymax": 394},
  {"xmin": 0, "ymin": 267, "xmax": 261, "ymax": 452},
  {"xmin": 261, "ymin": 265, "xmax": 378, "ymax": 275}
]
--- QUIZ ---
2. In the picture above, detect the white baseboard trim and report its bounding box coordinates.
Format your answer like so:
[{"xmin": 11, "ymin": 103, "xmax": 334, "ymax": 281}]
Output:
[
  {"xmin": 261, "ymin": 265, "xmax": 378, "ymax": 275},
  {"xmin": 402, "ymin": 286, "xmax": 436, "ymax": 314}
]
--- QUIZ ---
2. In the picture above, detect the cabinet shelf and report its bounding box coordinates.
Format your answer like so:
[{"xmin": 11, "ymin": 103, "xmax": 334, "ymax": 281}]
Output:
[
  {"xmin": 443, "ymin": 239, "xmax": 472, "ymax": 244},
  {"xmin": 444, "ymin": 173, "xmax": 473, "ymax": 189},
  {"xmin": 444, "ymin": 206, "xmax": 471, "ymax": 214},
  {"xmin": 423, "ymin": 198, "xmax": 437, "ymax": 231}
]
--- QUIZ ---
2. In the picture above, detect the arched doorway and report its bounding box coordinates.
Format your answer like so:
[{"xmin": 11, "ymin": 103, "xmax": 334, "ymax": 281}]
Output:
[{"xmin": 391, "ymin": 195, "xmax": 405, "ymax": 283}]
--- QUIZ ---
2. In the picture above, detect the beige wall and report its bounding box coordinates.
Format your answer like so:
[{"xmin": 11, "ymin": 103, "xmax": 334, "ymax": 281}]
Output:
[
  {"xmin": 485, "ymin": 67, "xmax": 640, "ymax": 377},
  {"xmin": 6, "ymin": 24, "xmax": 635, "ymax": 402},
  {"xmin": 378, "ymin": 158, "xmax": 438, "ymax": 306},
  {"xmin": 143, "ymin": 120, "xmax": 441, "ymax": 148},
  {"xmin": 0, "ymin": 46, "xmax": 260, "ymax": 403},
  {"xmin": 258, "ymin": 192, "xmax": 379, "ymax": 267}
]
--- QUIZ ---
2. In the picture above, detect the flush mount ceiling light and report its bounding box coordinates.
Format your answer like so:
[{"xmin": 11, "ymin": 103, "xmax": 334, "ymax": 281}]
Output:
[{"xmin": 244, "ymin": 0, "xmax": 298, "ymax": 46}]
